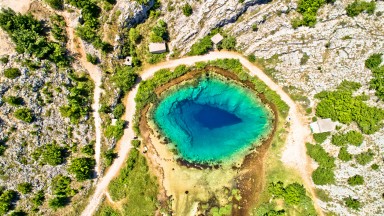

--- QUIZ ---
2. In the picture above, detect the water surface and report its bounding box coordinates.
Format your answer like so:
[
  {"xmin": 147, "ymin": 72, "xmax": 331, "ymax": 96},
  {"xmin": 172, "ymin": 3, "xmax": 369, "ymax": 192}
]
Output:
[{"xmin": 154, "ymin": 77, "xmax": 271, "ymax": 163}]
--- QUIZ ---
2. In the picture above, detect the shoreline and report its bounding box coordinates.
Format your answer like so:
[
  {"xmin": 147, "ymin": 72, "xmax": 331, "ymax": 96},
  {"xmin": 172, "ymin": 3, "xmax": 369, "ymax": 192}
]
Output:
[{"xmin": 139, "ymin": 66, "xmax": 279, "ymax": 214}]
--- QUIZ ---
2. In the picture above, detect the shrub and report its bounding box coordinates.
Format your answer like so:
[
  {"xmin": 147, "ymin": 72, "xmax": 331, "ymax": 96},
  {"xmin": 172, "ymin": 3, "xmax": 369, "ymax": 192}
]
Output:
[
  {"xmin": 365, "ymin": 53, "xmax": 382, "ymax": 69},
  {"xmin": 34, "ymin": 143, "xmax": 66, "ymax": 166},
  {"xmin": 149, "ymin": 20, "xmax": 168, "ymax": 42},
  {"xmin": 182, "ymin": 3, "xmax": 193, "ymax": 17},
  {"xmin": 113, "ymin": 103, "xmax": 125, "ymax": 119},
  {"xmin": 14, "ymin": 108, "xmax": 33, "ymax": 123},
  {"xmin": 4, "ymin": 68, "xmax": 21, "ymax": 79},
  {"xmin": 86, "ymin": 53, "xmax": 98, "ymax": 64},
  {"xmin": 346, "ymin": 1, "xmax": 376, "ymax": 17},
  {"xmin": 48, "ymin": 197, "xmax": 67, "ymax": 210},
  {"xmin": 5, "ymin": 96, "xmax": 23, "ymax": 106},
  {"xmin": 344, "ymin": 197, "xmax": 361, "ymax": 210},
  {"xmin": 347, "ymin": 175, "xmax": 364, "ymax": 186},
  {"xmin": 219, "ymin": 36, "xmax": 236, "ymax": 50},
  {"xmin": 31, "ymin": 190, "xmax": 45, "ymax": 207},
  {"xmin": 0, "ymin": 55, "xmax": 9, "ymax": 63},
  {"xmin": 332, "ymin": 131, "xmax": 363, "ymax": 146},
  {"xmin": 312, "ymin": 167, "xmax": 335, "ymax": 185},
  {"xmin": 355, "ymin": 149, "xmax": 374, "ymax": 165},
  {"xmin": 103, "ymin": 149, "xmax": 117, "ymax": 166},
  {"xmin": 188, "ymin": 36, "xmax": 213, "ymax": 56},
  {"xmin": 293, "ymin": 0, "xmax": 330, "ymax": 27},
  {"xmin": 81, "ymin": 144, "xmax": 95, "ymax": 156},
  {"xmin": 306, "ymin": 143, "xmax": 335, "ymax": 168},
  {"xmin": 131, "ymin": 140, "xmax": 141, "ymax": 148},
  {"xmin": 338, "ymin": 147, "xmax": 352, "ymax": 162},
  {"xmin": 68, "ymin": 157, "xmax": 95, "ymax": 181},
  {"xmin": 105, "ymin": 119, "xmax": 125, "ymax": 140},
  {"xmin": 371, "ymin": 163, "xmax": 379, "ymax": 170},
  {"xmin": 45, "ymin": 0, "xmax": 63, "ymax": 10},
  {"xmin": 0, "ymin": 190, "xmax": 17, "ymax": 215},
  {"xmin": 0, "ymin": 145, "xmax": 6, "ymax": 156},
  {"xmin": 313, "ymin": 132, "xmax": 330, "ymax": 144},
  {"xmin": 111, "ymin": 67, "xmax": 137, "ymax": 93},
  {"xmin": 248, "ymin": 54, "xmax": 256, "ymax": 62},
  {"xmin": 17, "ymin": 183, "xmax": 32, "ymax": 194},
  {"xmin": 252, "ymin": 24, "xmax": 258, "ymax": 31}
]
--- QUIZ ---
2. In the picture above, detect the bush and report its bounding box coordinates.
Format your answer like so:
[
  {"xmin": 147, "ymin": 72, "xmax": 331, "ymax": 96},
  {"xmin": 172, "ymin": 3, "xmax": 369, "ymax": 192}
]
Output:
[
  {"xmin": 313, "ymin": 132, "xmax": 330, "ymax": 144},
  {"xmin": 312, "ymin": 167, "xmax": 335, "ymax": 185},
  {"xmin": 48, "ymin": 197, "xmax": 67, "ymax": 210},
  {"xmin": 332, "ymin": 131, "xmax": 363, "ymax": 146},
  {"xmin": 293, "ymin": 0, "xmax": 330, "ymax": 27},
  {"xmin": 347, "ymin": 175, "xmax": 364, "ymax": 186},
  {"xmin": 45, "ymin": 0, "xmax": 63, "ymax": 10},
  {"xmin": 346, "ymin": 0, "xmax": 376, "ymax": 17},
  {"xmin": 14, "ymin": 108, "xmax": 33, "ymax": 123},
  {"xmin": 4, "ymin": 68, "xmax": 21, "ymax": 79},
  {"xmin": 306, "ymin": 143, "xmax": 335, "ymax": 168},
  {"xmin": 103, "ymin": 149, "xmax": 117, "ymax": 166},
  {"xmin": 355, "ymin": 149, "xmax": 374, "ymax": 165},
  {"xmin": 34, "ymin": 143, "xmax": 66, "ymax": 166},
  {"xmin": 365, "ymin": 53, "xmax": 382, "ymax": 69},
  {"xmin": 5, "ymin": 96, "xmax": 23, "ymax": 106},
  {"xmin": 111, "ymin": 67, "xmax": 137, "ymax": 93},
  {"xmin": 248, "ymin": 54, "xmax": 256, "ymax": 62},
  {"xmin": 219, "ymin": 36, "xmax": 236, "ymax": 50},
  {"xmin": 31, "ymin": 190, "xmax": 45, "ymax": 207},
  {"xmin": 149, "ymin": 20, "xmax": 168, "ymax": 42},
  {"xmin": 344, "ymin": 197, "xmax": 361, "ymax": 210},
  {"xmin": 0, "ymin": 145, "xmax": 6, "ymax": 156},
  {"xmin": 86, "ymin": 53, "xmax": 98, "ymax": 64},
  {"xmin": 371, "ymin": 163, "xmax": 379, "ymax": 170},
  {"xmin": 0, "ymin": 55, "xmax": 9, "ymax": 63},
  {"xmin": 131, "ymin": 140, "xmax": 141, "ymax": 148},
  {"xmin": 68, "ymin": 157, "xmax": 95, "ymax": 181},
  {"xmin": 17, "ymin": 183, "xmax": 32, "ymax": 194},
  {"xmin": 113, "ymin": 103, "xmax": 125, "ymax": 119},
  {"xmin": 105, "ymin": 120, "xmax": 125, "ymax": 140},
  {"xmin": 0, "ymin": 189, "xmax": 17, "ymax": 215},
  {"xmin": 81, "ymin": 144, "xmax": 95, "ymax": 156},
  {"xmin": 188, "ymin": 36, "xmax": 213, "ymax": 56},
  {"xmin": 182, "ymin": 3, "xmax": 193, "ymax": 17},
  {"xmin": 338, "ymin": 147, "xmax": 352, "ymax": 162}
]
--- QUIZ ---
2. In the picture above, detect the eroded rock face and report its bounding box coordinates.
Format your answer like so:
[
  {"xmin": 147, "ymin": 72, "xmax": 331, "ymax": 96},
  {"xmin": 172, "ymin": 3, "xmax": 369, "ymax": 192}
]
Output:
[{"xmin": 116, "ymin": 0, "xmax": 155, "ymax": 28}]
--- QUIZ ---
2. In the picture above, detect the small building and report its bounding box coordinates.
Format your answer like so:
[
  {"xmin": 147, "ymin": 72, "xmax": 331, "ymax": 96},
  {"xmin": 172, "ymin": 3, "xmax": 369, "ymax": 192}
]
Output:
[
  {"xmin": 310, "ymin": 118, "xmax": 337, "ymax": 133},
  {"xmin": 211, "ymin": 33, "xmax": 224, "ymax": 44},
  {"xmin": 149, "ymin": 42, "xmax": 167, "ymax": 54},
  {"xmin": 124, "ymin": 56, "xmax": 132, "ymax": 66}
]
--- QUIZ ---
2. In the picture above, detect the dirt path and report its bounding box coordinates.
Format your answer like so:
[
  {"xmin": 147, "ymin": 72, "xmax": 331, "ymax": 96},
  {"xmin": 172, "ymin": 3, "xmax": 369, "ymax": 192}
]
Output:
[
  {"xmin": 81, "ymin": 51, "xmax": 323, "ymax": 216},
  {"xmin": 61, "ymin": 11, "xmax": 103, "ymax": 176}
]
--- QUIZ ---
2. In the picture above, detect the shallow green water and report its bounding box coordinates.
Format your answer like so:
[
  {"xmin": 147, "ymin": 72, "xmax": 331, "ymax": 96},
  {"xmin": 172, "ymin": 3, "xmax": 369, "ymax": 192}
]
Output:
[{"xmin": 154, "ymin": 77, "xmax": 272, "ymax": 163}]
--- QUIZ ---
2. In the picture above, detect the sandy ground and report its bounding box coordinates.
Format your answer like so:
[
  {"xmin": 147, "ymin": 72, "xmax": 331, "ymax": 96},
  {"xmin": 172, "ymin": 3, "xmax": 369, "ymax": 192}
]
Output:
[{"xmin": 81, "ymin": 51, "xmax": 323, "ymax": 216}]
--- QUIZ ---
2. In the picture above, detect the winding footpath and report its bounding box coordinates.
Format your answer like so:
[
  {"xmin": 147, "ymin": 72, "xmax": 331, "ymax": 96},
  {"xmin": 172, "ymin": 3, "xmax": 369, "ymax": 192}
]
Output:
[{"xmin": 81, "ymin": 51, "xmax": 323, "ymax": 216}]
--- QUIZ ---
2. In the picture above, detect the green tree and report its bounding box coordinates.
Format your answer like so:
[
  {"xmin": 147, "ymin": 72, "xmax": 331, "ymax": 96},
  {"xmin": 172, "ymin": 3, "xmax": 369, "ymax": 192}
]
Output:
[
  {"xmin": 81, "ymin": 143, "xmax": 95, "ymax": 156},
  {"xmin": 14, "ymin": 108, "xmax": 34, "ymax": 123},
  {"xmin": 17, "ymin": 183, "xmax": 32, "ymax": 194},
  {"xmin": 68, "ymin": 157, "xmax": 95, "ymax": 181},
  {"xmin": 105, "ymin": 120, "xmax": 125, "ymax": 140},
  {"xmin": 31, "ymin": 190, "xmax": 45, "ymax": 207},
  {"xmin": 48, "ymin": 197, "xmax": 67, "ymax": 210},
  {"xmin": 4, "ymin": 68, "xmax": 21, "ymax": 79},
  {"xmin": 103, "ymin": 149, "xmax": 117, "ymax": 166},
  {"xmin": 182, "ymin": 3, "xmax": 193, "ymax": 17},
  {"xmin": 111, "ymin": 67, "xmax": 137, "ymax": 92},
  {"xmin": 365, "ymin": 53, "xmax": 382, "ymax": 69},
  {"xmin": 355, "ymin": 149, "xmax": 374, "ymax": 165},
  {"xmin": 188, "ymin": 36, "xmax": 213, "ymax": 55},
  {"xmin": 113, "ymin": 103, "xmax": 125, "ymax": 119},
  {"xmin": 129, "ymin": 28, "xmax": 140, "ymax": 43},
  {"xmin": 0, "ymin": 189, "xmax": 17, "ymax": 215},
  {"xmin": 5, "ymin": 96, "xmax": 23, "ymax": 106},
  {"xmin": 338, "ymin": 147, "xmax": 352, "ymax": 162},
  {"xmin": 312, "ymin": 167, "xmax": 335, "ymax": 185},
  {"xmin": 86, "ymin": 53, "xmax": 98, "ymax": 64},
  {"xmin": 313, "ymin": 132, "xmax": 330, "ymax": 144},
  {"xmin": 346, "ymin": 1, "xmax": 376, "ymax": 17},
  {"xmin": 35, "ymin": 143, "xmax": 66, "ymax": 165},
  {"xmin": 219, "ymin": 36, "xmax": 236, "ymax": 50},
  {"xmin": 283, "ymin": 183, "xmax": 306, "ymax": 205}
]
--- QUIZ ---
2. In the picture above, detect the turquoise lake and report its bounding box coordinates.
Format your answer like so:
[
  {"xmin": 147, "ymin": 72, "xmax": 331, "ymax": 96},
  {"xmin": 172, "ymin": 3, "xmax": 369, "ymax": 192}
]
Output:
[{"xmin": 154, "ymin": 77, "xmax": 271, "ymax": 163}]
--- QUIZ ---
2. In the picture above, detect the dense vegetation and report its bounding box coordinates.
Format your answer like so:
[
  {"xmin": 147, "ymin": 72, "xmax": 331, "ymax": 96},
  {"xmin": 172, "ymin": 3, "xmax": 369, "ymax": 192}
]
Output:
[
  {"xmin": 111, "ymin": 66, "xmax": 138, "ymax": 93},
  {"xmin": 108, "ymin": 149, "xmax": 158, "ymax": 215},
  {"xmin": 315, "ymin": 80, "xmax": 384, "ymax": 134},
  {"xmin": 355, "ymin": 149, "xmax": 374, "ymax": 165},
  {"xmin": 292, "ymin": 0, "xmax": 333, "ymax": 28},
  {"xmin": 86, "ymin": 53, "xmax": 98, "ymax": 65},
  {"xmin": 4, "ymin": 68, "xmax": 21, "ymax": 79},
  {"xmin": 182, "ymin": 3, "xmax": 193, "ymax": 17},
  {"xmin": 45, "ymin": 0, "xmax": 64, "ymax": 10},
  {"xmin": 14, "ymin": 108, "xmax": 34, "ymax": 123},
  {"xmin": 33, "ymin": 143, "xmax": 66, "ymax": 166},
  {"xmin": 0, "ymin": 189, "xmax": 17, "ymax": 215},
  {"xmin": 331, "ymin": 131, "xmax": 363, "ymax": 146},
  {"xmin": 48, "ymin": 175, "xmax": 75, "ymax": 210},
  {"xmin": 188, "ymin": 29, "xmax": 236, "ymax": 55},
  {"xmin": 105, "ymin": 119, "xmax": 125, "ymax": 140},
  {"xmin": 68, "ymin": 157, "xmax": 95, "ymax": 181},
  {"xmin": 338, "ymin": 147, "xmax": 352, "ymax": 162},
  {"xmin": 0, "ymin": 9, "xmax": 69, "ymax": 67},
  {"xmin": 346, "ymin": 1, "xmax": 376, "ymax": 17},
  {"xmin": 365, "ymin": 53, "xmax": 384, "ymax": 100},
  {"xmin": 313, "ymin": 132, "xmax": 330, "ymax": 144},
  {"xmin": 306, "ymin": 143, "xmax": 335, "ymax": 185},
  {"xmin": 50, "ymin": 14, "xmax": 67, "ymax": 43},
  {"xmin": 60, "ymin": 72, "xmax": 94, "ymax": 124},
  {"xmin": 344, "ymin": 196, "xmax": 361, "ymax": 210}
]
